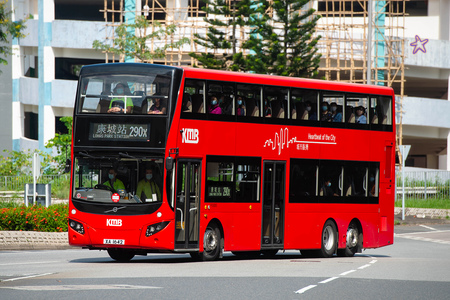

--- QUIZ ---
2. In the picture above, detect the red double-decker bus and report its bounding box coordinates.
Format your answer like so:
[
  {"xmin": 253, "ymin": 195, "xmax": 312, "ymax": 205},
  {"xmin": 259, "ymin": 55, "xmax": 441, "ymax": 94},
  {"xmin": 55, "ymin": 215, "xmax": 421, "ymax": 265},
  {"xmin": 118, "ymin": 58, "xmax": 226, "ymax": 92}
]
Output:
[{"xmin": 68, "ymin": 63, "xmax": 395, "ymax": 261}]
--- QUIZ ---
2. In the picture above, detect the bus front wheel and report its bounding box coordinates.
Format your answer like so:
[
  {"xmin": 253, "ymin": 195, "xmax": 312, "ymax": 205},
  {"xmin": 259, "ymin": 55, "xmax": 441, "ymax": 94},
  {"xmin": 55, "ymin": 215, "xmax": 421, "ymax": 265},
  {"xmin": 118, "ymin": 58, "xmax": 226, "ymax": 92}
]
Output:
[
  {"xmin": 107, "ymin": 248, "xmax": 135, "ymax": 262},
  {"xmin": 201, "ymin": 224, "xmax": 223, "ymax": 261},
  {"xmin": 319, "ymin": 220, "xmax": 337, "ymax": 258}
]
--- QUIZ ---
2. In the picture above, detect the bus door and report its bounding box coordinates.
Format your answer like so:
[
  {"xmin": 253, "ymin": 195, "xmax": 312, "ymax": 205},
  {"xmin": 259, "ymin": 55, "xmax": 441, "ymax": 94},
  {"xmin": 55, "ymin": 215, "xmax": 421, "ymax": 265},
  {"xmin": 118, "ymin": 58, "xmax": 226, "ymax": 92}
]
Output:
[
  {"xmin": 175, "ymin": 160, "xmax": 201, "ymax": 250},
  {"xmin": 262, "ymin": 161, "xmax": 285, "ymax": 249}
]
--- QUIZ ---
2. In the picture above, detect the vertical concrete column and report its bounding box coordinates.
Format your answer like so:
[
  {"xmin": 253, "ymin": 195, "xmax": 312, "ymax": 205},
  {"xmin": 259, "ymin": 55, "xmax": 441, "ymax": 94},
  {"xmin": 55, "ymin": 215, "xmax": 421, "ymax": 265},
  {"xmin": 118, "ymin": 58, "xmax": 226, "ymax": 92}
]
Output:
[
  {"xmin": 11, "ymin": 0, "xmax": 24, "ymax": 151},
  {"xmin": 38, "ymin": 0, "xmax": 55, "ymax": 152},
  {"xmin": 447, "ymin": 73, "xmax": 450, "ymax": 170},
  {"xmin": 124, "ymin": 0, "xmax": 136, "ymax": 62}
]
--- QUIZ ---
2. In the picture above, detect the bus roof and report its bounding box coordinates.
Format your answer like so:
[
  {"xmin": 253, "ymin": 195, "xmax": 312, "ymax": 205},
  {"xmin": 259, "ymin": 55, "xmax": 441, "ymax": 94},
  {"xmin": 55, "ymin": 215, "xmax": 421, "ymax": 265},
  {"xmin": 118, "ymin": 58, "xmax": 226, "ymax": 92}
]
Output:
[{"xmin": 181, "ymin": 66, "xmax": 394, "ymax": 96}]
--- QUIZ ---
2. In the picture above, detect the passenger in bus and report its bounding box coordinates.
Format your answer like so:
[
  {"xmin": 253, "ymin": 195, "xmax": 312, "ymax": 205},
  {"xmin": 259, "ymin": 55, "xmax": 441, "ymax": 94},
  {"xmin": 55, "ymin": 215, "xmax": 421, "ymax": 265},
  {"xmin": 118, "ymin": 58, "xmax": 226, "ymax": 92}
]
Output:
[
  {"xmin": 148, "ymin": 98, "xmax": 167, "ymax": 114},
  {"xmin": 219, "ymin": 95, "xmax": 232, "ymax": 115},
  {"xmin": 208, "ymin": 96, "xmax": 222, "ymax": 114},
  {"xmin": 369, "ymin": 175, "xmax": 376, "ymax": 196},
  {"xmin": 305, "ymin": 101, "xmax": 317, "ymax": 120},
  {"xmin": 136, "ymin": 167, "xmax": 161, "ymax": 202},
  {"xmin": 263, "ymin": 99, "xmax": 272, "ymax": 117},
  {"xmin": 320, "ymin": 102, "xmax": 333, "ymax": 122},
  {"xmin": 236, "ymin": 96, "xmax": 246, "ymax": 116},
  {"xmin": 320, "ymin": 179, "xmax": 339, "ymax": 196},
  {"xmin": 103, "ymin": 168, "xmax": 126, "ymax": 192},
  {"xmin": 107, "ymin": 83, "xmax": 133, "ymax": 114},
  {"xmin": 355, "ymin": 106, "xmax": 367, "ymax": 124},
  {"xmin": 330, "ymin": 102, "xmax": 342, "ymax": 122}
]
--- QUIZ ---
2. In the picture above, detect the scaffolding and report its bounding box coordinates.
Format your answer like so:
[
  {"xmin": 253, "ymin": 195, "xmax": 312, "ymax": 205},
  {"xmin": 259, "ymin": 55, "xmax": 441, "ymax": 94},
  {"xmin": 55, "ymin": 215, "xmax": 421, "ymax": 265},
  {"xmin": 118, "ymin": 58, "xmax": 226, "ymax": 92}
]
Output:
[{"xmin": 100, "ymin": 0, "xmax": 405, "ymax": 152}]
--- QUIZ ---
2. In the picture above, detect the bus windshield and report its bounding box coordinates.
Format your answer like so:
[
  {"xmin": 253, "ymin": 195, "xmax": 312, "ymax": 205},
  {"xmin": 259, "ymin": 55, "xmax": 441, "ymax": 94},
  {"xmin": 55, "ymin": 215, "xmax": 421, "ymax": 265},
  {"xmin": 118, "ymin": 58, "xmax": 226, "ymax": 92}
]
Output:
[
  {"xmin": 73, "ymin": 156, "xmax": 164, "ymax": 205},
  {"xmin": 78, "ymin": 74, "xmax": 171, "ymax": 115}
]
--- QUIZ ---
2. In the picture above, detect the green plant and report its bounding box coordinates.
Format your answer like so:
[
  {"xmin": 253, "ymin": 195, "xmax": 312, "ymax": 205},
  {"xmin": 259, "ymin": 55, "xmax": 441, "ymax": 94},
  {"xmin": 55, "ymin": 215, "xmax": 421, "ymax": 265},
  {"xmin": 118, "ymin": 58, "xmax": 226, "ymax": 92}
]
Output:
[{"xmin": 0, "ymin": 203, "xmax": 68, "ymax": 232}]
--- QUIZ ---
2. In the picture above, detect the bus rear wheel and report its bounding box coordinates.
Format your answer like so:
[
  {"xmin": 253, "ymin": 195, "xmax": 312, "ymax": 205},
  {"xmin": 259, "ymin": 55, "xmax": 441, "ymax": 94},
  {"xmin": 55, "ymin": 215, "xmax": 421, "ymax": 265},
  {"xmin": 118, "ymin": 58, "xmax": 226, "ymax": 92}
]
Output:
[
  {"xmin": 107, "ymin": 248, "xmax": 135, "ymax": 262},
  {"xmin": 338, "ymin": 222, "xmax": 362, "ymax": 257},
  {"xmin": 319, "ymin": 220, "xmax": 337, "ymax": 258},
  {"xmin": 201, "ymin": 224, "xmax": 223, "ymax": 261}
]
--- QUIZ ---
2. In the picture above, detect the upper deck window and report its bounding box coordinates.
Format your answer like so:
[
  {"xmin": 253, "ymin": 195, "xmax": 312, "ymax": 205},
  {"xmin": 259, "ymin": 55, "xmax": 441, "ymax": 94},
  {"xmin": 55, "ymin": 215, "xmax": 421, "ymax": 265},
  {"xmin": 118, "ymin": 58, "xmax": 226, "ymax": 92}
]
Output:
[{"xmin": 77, "ymin": 74, "xmax": 171, "ymax": 115}]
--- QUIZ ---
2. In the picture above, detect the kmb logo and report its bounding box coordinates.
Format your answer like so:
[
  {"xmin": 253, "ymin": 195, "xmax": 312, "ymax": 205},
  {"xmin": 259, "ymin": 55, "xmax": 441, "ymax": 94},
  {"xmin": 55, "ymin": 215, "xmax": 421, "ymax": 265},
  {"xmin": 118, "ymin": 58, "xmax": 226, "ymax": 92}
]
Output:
[
  {"xmin": 107, "ymin": 219, "xmax": 122, "ymax": 226},
  {"xmin": 182, "ymin": 128, "xmax": 199, "ymax": 144}
]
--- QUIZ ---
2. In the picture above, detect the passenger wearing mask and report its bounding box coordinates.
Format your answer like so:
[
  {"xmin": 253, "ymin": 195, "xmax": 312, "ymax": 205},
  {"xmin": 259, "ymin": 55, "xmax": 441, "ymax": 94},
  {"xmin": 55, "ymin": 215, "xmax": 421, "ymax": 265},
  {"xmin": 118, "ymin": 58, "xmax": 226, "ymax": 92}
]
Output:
[
  {"xmin": 355, "ymin": 106, "xmax": 367, "ymax": 124},
  {"xmin": 306, "ymin": 101, "xmax": 317, "ymax": 121},
  {"xmin": 320, "ymin": 102, "xmax": 333, "ymax": 122},
  {"xmin": 320, "ymin": 179, "xmax": 339, "ymax": 196},
  {"xmin": 236, "ymin": 96, "xmax": 246, "ymax": 116},
  {"xmin": 208, "ymin": 96, "xmax": 222, "ymax": 114},
  {"xmin": 264, "ymin": 98, "xmax": 272, "ymax": 117},
  {"xmin": 330, "ymin": 102, "xmax": 342, "ymax": 122}
]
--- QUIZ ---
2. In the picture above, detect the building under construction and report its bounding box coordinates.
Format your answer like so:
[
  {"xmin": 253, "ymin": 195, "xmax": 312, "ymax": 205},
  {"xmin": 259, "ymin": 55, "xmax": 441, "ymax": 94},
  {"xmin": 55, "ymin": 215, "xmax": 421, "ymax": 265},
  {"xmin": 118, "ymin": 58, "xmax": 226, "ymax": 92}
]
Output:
[{"xmin": 99, "ymin": 0, "xmax": 406, "ymax": 154}]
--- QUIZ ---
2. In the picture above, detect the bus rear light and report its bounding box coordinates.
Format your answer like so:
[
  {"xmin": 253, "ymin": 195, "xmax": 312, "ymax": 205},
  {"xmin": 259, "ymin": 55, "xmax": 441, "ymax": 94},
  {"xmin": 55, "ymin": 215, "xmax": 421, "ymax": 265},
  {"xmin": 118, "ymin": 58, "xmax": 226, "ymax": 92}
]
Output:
[
  {"xmin": 69, "ymin": 219, "xmax": 85, "ymax": 235},
  {"xmin": 146, "ymin": 221, "xmax": 170, "ymax": 237}
]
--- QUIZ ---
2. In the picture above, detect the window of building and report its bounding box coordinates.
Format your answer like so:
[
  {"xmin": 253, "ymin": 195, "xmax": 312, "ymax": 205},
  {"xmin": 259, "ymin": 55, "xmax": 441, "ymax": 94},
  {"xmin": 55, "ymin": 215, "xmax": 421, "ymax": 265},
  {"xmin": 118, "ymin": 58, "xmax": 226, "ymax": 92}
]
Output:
[{"xmin": 24, "ymin": 112, "xmax": 38, "ymax": 140}]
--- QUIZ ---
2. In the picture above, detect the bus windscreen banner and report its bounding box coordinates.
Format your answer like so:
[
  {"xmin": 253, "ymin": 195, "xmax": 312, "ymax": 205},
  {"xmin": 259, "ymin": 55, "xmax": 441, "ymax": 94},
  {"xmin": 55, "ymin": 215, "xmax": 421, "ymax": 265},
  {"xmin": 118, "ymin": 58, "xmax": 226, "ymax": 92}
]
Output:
[{"xmin": 89, "ymin": 123, "xmax": 150, "ymax": 141}]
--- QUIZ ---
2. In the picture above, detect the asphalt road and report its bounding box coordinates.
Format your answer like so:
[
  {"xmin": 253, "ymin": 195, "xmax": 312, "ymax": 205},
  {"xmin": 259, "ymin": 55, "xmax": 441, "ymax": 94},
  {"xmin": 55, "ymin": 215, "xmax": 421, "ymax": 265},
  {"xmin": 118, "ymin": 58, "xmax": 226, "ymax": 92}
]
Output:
[{"xmin": 1, "ymin": 224, "xmax": 449, "ymax": 300}]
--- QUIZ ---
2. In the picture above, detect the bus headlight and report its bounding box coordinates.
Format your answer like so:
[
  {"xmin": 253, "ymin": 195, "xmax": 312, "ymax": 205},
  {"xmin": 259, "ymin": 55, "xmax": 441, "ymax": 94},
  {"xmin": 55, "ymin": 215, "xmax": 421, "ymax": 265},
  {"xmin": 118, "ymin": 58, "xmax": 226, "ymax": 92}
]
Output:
[
  {"xmin": 69, "ymin": 219, "xmax": 85, "ymax": 235},
  {"xmin": 146, "ymin": 221, "xmax": 169, "ymax": 237}
]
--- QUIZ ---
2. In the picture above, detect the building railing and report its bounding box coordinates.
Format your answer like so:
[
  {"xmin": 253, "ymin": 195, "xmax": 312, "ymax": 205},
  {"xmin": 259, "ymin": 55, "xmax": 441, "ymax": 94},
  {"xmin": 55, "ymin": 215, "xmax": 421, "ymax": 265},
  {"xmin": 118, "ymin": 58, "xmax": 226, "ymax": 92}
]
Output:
[{"xmin": 396, "ymin": 170, "xmax": 450, "ymax": 200}]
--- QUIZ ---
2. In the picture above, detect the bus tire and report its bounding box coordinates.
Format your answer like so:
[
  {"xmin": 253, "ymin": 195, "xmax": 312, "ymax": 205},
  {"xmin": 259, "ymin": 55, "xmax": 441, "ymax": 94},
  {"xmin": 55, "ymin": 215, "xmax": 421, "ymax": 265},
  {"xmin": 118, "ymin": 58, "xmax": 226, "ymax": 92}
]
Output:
[
  {"xmin": 107, "ymin": 248, "xmax": 135, "ymax": 262},
  {"xmin": 201, "ymin": 224, "xmax": 223, "ymax": 261},
  {"xmin": 319, "ymin": 220, "xmax": 337, "ymax": 258},
  {"xmin": 338, "ymin": 222, "xmax": 362, "ymax": 257}
]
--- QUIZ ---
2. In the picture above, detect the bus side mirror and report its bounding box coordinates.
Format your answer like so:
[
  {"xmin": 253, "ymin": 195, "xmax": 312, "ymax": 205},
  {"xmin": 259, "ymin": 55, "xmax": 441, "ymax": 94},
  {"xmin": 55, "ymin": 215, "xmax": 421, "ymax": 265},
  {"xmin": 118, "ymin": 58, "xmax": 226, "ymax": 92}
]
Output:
[
  {"xmin": 165, "ymin": 157, "xmax": 174, "ymax": 171},
  {"xmin": 64, "ymin": 159, "xmax": 71, "ymax": 173}
]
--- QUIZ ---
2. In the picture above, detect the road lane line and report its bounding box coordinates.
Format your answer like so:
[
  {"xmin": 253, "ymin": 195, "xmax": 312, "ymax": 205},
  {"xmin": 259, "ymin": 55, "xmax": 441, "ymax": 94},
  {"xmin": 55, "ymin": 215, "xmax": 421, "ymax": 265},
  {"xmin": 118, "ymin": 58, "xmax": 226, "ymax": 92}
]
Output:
[
  {"xmin": 2, "ymin": 273, "xmax": 54, "ymax": 282},
  {"xmin": 295, "ymin": 285, "xmax": 317, "ymax": 294},
  {"xmin": 339, "ymin": 270, "xmax": 357, "ymax": 276},
  {"xmin": 369, "ymin": 260, "xmax": 377, "ymax": 264},
  {"xmin": 0, "ymin": 261, "xmax": 59, "ymax": 266},
  {"xmin": 420, "ymin": 225, "xmax": 437, "ymax": 231},
  {"xmin": 358, "ymin": 264, "xmax": 371, "ymax": 270},
  {"xmin": 1, "ymin": 284, "xmax": 162, "ymax": 291},
  {"xmin": 319, "ymin": 277, "xmax": 339, "ymax": 284}
]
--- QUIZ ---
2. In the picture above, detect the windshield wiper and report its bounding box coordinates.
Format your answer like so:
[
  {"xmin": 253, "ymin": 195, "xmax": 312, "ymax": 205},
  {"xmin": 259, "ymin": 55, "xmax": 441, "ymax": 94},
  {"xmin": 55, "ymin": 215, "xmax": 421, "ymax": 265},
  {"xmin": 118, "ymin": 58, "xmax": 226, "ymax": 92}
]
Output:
[
  {"xmin": 104, "ymin": 206, "xmax": 127, "ymax": 213},
  {"xmin": 79, "ymin": 151, "xmax": 107, "ymax": 160}
]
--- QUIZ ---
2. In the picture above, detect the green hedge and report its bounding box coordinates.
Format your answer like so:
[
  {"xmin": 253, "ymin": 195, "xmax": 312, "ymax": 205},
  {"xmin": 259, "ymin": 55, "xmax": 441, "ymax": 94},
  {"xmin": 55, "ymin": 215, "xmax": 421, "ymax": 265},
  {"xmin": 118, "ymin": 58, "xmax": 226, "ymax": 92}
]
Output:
[{"xmin": 0, "ymin": 203, "xmax": 68, "ymax": 232}]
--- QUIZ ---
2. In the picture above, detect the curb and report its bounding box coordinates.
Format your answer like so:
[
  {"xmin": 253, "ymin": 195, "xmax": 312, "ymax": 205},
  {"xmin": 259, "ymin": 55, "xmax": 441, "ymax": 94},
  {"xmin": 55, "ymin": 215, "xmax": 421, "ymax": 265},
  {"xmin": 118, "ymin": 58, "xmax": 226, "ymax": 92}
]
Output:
[
  {"xmin": 0, "ymin": 231, "xmax": 71, "ymax": 251},
  {"xmin": 394, "ymin": 207, "xmax": 450, "ymax": 219}
]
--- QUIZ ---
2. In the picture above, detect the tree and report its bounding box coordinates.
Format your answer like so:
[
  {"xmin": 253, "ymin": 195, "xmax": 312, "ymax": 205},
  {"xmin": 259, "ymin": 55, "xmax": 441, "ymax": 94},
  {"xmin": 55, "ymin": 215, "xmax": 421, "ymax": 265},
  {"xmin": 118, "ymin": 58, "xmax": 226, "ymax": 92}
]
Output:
[
  {"xmin": 189, "ymin": 0, "xmax": 259, "ymax": 71},
  {"xmin": 93, "ymin": 15, "xmax": 189, "ymax": 62},
  {"xmin": 0, "ymin": 1, "xmax": 28, "ymax": 69},
  {"xmin": 45, "ymin": 116, "xmax": 72, "ymax": 174},
  {"xmin": 245, "ymin": 0, "xmax": 322, "ymax": 77},
  {"xmin": 191, "ymin": 0, "xmax": 321, "ymax": 78}
]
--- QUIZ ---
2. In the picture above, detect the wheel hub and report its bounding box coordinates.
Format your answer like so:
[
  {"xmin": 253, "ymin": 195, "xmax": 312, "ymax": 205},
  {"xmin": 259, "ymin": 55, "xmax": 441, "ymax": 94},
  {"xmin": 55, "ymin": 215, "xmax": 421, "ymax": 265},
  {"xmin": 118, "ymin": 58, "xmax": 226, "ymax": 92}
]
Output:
[{"xmin": 204, "ymin": 228, "xmax": 217, "ymax": 252}]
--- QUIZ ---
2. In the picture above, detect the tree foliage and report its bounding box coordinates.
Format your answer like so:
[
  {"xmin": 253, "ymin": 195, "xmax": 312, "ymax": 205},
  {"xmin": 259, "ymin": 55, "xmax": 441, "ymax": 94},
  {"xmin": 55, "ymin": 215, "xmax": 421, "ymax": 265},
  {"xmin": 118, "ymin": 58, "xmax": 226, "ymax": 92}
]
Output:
[
  {"xmin": 189, "ymin": 0, "xmax": 257, "ymax": 71},
  {"xmin": 246, "ymin": 0, "xmax": 322, "ymax": 77},
  {"xmin": 45, "ymin": 116, "xmax": 72, "ymax": 173},
  {"xmin": 0, "ymin": 0, "xmax": 28, "ymax": 67},
  {"xmin": 0, "ymin": 149, "xmax": 56, "ymax": 176},
  {"xmin": 93, "ymin": 15, "xmax": 189, "ymax": 62},
  {"xmin": 190, "ymin": 0, "xmax": 321, "ymax": 78}
]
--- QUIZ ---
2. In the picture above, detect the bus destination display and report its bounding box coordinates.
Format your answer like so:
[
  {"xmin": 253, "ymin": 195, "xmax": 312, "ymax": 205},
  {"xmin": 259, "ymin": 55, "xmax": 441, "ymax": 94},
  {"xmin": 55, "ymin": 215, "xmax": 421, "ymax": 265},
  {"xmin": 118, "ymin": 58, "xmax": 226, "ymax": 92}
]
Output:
[{"xmin": 90, "ymin": 123, "xmax": 150, "ymax": 141}]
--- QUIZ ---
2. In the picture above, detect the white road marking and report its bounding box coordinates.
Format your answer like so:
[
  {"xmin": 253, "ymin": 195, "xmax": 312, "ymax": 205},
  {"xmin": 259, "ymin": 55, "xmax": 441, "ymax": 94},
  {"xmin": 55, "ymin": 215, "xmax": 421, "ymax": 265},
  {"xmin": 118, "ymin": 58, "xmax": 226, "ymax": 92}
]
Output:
[
  {"xmin": 2, "ymin": 273, "xmax": 54, "ymax": 282},
  {"xmin": 358, "ymin": 264, "xmax": 371, "ymax": 270},
  {"xmin": 319, "ymin": 277, "xmax": 339, "ymax": 284},
  {"xmin": 0, "ymin": 261, "xmax": 60, "ymax": 266},
  {"xmin": 339, "ymin": 269, "xmax": 357, "ymax": 276},
  {"xmin": 419, "ymin": 225, "xmax": 437, "ymax": 231},
  {"xmin": 294, "ymin": 257, "xmax": 377, "ymax": 295},
  {"xmin": 0, "ymin": 284, "xmax": 162, "ymax": 291},
  {"xmin": 295, "ymin": 285, "xmax": 317, "ymax": 294}
]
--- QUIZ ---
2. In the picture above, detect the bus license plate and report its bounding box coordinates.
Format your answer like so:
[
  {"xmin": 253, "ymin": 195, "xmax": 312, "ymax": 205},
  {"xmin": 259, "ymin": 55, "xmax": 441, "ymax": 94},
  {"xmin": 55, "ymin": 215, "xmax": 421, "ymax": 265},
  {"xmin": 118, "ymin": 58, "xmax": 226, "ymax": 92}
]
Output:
[{"xmin": 103, "ymin": 239, "xmax": 125, "ymax": 245}]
